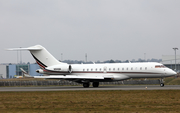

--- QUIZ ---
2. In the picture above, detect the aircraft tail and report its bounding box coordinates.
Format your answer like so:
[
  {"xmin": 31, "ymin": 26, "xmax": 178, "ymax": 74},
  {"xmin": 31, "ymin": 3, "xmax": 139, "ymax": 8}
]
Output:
[
  {"xmin": 20, "ymin": 68, "xmax": 32, "ymax": 77},
  {"xmin": 7, "ymin": 45, "xmax": 64, "ymax": 69}
]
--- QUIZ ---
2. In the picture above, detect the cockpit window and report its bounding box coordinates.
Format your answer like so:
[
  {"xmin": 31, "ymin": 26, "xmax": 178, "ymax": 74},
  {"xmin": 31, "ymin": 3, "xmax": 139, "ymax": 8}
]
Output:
[{"xmin": 155, "ymin": 65, "xmax": 166, "ymax": 68}]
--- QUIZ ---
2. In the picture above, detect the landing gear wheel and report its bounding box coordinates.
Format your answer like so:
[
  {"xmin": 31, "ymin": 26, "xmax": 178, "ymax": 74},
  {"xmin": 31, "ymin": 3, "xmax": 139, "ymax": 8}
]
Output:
[
  {"xmin": 83, "ymin": 83, "xmax": 90, "ymax": 88},
  {"xmin": 160, "ymin": 78, "xmax": 164, "ymax": 87},
  {"xmin": 160, "ymin": 83, "xmax": 164, "ymax": 87},
  {"xmin": 93, "ymin": 82, "xmax": 99, "ymax": 87}
]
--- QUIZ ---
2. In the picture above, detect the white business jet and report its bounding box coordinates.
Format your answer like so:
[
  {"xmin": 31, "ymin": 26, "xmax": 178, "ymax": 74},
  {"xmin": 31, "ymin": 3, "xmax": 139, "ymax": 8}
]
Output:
[{"xmin": 8, "ymin": 45, "xmax": 176, "ymax": 88}]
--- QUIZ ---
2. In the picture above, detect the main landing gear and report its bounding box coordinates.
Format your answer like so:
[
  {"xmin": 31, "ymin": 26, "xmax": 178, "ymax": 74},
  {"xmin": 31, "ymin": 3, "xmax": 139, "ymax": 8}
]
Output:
[
  {"xmin": 160, "ymin": 78, "xmax": 164, "ymax": 87},
  {"xmin": 83, "ymin": 82, "xmax": 99, "ymax": 88},
  {"xmin": 92, "ymin": 82, "xmax": 99, "ymax": 87},
  {"xmin": 83, "ymin": 83, "xmax": 90, "ymax": 88}
]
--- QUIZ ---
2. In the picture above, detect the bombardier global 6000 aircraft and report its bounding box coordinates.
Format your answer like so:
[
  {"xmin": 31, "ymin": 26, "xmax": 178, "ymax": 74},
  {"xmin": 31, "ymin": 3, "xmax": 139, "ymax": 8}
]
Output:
[{"xmin": 8, "ymin": 45, "xmax": 177, "ymax": 88}]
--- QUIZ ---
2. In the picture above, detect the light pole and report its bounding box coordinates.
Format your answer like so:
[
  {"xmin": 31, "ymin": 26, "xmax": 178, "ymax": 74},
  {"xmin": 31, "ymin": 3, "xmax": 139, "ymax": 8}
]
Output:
[
  {"xmin": 17, "ymin": 50, "xmax": 19, "ymax": 75},
  {"xmin": 20, "ymin": 47, "xmax": 22, "ymax": 64},
  {"xmin": 173, "ymin": 48, "xmax": 178, "ymax": 74},
  {"xmin": 61, "ymin": 53, "xmax": 63, "ymax": 61},
  {"xmin": 144, "ymin": 53, "xmax": 146, "ymax": 62},
  {"xmin": 85, "ymin": 53, "xmax": 87, "ymax": 63}
]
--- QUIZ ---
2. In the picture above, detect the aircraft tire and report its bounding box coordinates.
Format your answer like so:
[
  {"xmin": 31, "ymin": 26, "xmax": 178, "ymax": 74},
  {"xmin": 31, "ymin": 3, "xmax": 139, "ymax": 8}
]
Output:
[
  {"xmin": 160, "ymin": 83, "xmax": 164, "ymax": 87},
  {"xmin": 93, "ymin": 82, "xmax": 99, "ymax": 87},
  {"xmin": 83, "ymin": 83, "xmax": 90, "ymax": 88}
]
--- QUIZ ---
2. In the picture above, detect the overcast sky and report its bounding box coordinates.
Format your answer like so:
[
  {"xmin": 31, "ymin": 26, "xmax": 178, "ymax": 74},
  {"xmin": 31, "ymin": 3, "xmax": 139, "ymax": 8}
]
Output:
[{"xmin": 0, "ymin": 0, "xmax": 180, "ymax": 64}]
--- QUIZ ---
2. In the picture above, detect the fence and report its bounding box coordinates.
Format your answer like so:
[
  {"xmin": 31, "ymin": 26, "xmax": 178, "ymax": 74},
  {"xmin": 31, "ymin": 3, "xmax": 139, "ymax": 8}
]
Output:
[{"xmin": 0, "ymin": 80, "xmax": 160, "ymax": 87}]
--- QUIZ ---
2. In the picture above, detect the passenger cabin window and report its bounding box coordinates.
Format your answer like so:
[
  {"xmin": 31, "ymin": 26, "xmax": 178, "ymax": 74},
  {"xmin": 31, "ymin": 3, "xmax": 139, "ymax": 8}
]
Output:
[
  {"xmin": 126, "ymin": 68, "xmax": 128, "ymax": 70},
  {"xmin": 145, "ymin": 67, "xmax": 147, "ymax": 70},
  {"xmin": 91, "ymin": 69, "xmax": 93, "ymax": 71},
  {"xmin": 131, "ymin": 67, "xmax": 133, "ymax": 70},
  {"xmin": 83, "ymin": 69, "xmax": 85, "ymax": 71},
  {"xmin": 118, "ymin": 68, "xmax": 120, "ymax": 71},
  {"xmin": 96, "ymin": 68, "xmax": 97, "ymax": 71},
  {"xmin": 122, "ymin": 68, "xmax": 124, "ymax": 70},
  {"xmin": 87, "ymin": 69, "xmax": 89, "ymax": 71},
  {"xmin": 99, "ymin": 68, "xmax": 101, "ymax": 71},
  {"xmin": 113, "ymin": 68, "xmax": 115, "ymax": 71},
  {"xmin": 109, "ymin": 68, "xmax": 111, "ymax": 71},
  {"xmin": 140, "ymin": 67, "xmax": 142, "ymax": 70}
]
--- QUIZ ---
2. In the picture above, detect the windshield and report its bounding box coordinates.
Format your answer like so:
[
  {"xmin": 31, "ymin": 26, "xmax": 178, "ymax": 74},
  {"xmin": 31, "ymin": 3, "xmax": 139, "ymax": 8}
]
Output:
[{"xmin": 155, "ymin": 65, "xmax": 166, "ymax": 68}]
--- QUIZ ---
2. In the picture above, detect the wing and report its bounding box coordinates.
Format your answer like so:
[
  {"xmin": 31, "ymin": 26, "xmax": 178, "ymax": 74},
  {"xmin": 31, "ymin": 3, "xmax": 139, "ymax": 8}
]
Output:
[{"xmin": 34, "ymin": 74, "xmax": 130, "ymax": 82}]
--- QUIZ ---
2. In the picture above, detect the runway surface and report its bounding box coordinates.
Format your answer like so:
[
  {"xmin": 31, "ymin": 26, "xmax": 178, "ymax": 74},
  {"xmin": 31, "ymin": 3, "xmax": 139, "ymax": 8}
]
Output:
[{"xmin": 0, "ymin": 85, "xmax": 180, "ymax": 92}]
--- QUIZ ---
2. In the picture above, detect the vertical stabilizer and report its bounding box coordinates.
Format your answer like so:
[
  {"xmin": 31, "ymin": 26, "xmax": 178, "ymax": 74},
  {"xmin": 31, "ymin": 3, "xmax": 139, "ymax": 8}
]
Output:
[
  {"xmin": 7, "ymin": 45, "xmax": 64, "ymax": 69},
  {"xmin": 29, "ymin": 45, "xmax": 62, "ymax": 69}
]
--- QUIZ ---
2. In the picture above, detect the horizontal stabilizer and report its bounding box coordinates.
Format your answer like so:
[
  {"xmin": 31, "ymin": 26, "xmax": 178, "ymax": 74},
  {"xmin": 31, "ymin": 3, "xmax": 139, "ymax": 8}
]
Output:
[{"xmin": 6, "ymin": 45, "xmax": 42, "ymax": 51}]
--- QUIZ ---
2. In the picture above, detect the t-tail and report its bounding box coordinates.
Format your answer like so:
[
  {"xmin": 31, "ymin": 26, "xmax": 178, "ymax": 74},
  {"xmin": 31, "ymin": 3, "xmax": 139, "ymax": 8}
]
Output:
[
  {"xmin": 7, "ymin": 45, "xmax": 65, "ymax": 69},
  {"xmin": 20, "ymin": 68, "xmax": 32, "ymax": 77}
]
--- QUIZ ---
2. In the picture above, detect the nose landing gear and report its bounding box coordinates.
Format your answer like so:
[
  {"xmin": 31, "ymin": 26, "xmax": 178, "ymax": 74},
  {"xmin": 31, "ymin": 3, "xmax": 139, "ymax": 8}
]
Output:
[
  {"xmin": 160, "ymin": 78, "xmax": 164, "ymax": 87},
  {"xmin": 160, "ymin": 83, "xmax": 164, "ymax": 87}
]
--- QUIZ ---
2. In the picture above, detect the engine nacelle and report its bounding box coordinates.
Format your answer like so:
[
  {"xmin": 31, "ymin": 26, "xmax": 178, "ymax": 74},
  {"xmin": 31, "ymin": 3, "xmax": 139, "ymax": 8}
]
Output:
[
  {"xmin": 46, "ymin": 64, "xmax": 73, "ymax": 73},
  {"xmin": 36, "ymin": 69, "xmax": 44, "ymax": 74}
]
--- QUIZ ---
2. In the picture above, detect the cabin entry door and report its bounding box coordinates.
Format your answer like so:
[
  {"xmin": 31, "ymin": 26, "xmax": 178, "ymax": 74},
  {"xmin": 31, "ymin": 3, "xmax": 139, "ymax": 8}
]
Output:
[{"xmin": 104, "ymin": 66, "xmax": 107, "ymax": 73}]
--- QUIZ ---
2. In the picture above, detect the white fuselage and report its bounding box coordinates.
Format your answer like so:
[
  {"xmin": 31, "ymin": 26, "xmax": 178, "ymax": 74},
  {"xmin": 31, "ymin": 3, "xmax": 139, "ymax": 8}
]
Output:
[
  {"xmin": 8, "ymin": 45, "xmax": 177, "ymax": 87},
  {"xmin": 41, "ymin": 62, "xmax": 176, "ymax": 80}
]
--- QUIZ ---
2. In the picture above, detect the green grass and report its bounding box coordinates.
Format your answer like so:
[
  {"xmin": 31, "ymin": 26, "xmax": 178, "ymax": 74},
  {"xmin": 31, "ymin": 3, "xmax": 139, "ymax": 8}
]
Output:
[
  {"xmin": 0, "ymin": 78, "xmax": 56, "ymax": 81},
  {"xmin": 164, "ymin": 77, "xmax": 174, "ymax": 84},
  {"xmin": 166, "ymin": 78, "xmax": 180, "ymax": 85},
  {"xmin": 164, "ymin": 77, "xmax": 180, "ymax": 85},
  {"xmin": 0, "ymin": 90, "xmax": 180, "ymax": 112}
]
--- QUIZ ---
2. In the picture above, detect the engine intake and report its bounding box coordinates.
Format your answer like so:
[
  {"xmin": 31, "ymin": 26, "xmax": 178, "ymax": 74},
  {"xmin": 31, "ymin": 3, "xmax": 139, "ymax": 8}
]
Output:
[{"xmin": 36, "ymin": 69, "xmax": 44, "ymax": 74}]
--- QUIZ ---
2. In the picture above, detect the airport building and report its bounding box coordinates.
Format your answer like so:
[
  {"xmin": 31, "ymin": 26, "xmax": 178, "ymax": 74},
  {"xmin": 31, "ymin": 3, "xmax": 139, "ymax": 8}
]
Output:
[
  {"xmin": 2, "ymin": 63, "xmax": 41, "ymax": 78},
  {"xmin": 162, "ymin": 55, "xmax": 180, "ymax": 72},
  {"xmin": 0, "ymin": 65, "xmax": 8, "ymax": 79},
  {"xmin": 164, "ymin": 64, "xmax": 180, "ymax": 72}
]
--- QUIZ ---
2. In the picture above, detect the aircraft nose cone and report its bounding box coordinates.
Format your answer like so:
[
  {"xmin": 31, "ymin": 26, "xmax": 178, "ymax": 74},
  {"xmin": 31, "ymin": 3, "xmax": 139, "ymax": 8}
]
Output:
[
  {"xmin": 166, "ymin": 69, "xmax": 177, "ymax": 77},
  {"xmin": 173, "ymin": 71, "xmax": 177, "ymax": 75},
  {"xmin": 170, "ymin": 70, "xmax": 177, "ymax": 76}
]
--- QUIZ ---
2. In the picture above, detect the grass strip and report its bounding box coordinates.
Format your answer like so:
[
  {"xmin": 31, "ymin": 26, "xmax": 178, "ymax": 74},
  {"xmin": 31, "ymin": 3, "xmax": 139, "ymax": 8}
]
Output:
[{"xmin": 0, "ymin": 90, "xmax": 180, "ymax": 112}]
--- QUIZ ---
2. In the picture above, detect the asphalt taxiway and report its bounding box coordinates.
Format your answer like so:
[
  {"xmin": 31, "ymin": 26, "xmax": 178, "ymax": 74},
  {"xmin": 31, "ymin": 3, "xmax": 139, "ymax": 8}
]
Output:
[{"xmin": 0, "ymin": 85, "xmax": 180, "ymax": 92}]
